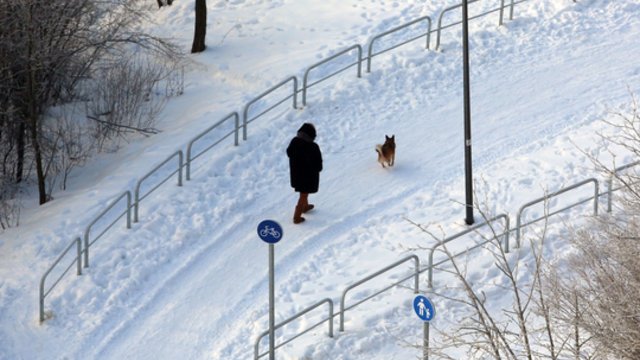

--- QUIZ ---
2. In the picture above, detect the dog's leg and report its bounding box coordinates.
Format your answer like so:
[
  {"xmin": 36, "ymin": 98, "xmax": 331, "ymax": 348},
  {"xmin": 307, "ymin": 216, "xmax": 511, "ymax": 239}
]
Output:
[{"xmin": 376, "ymin": 146, "xmax": 386, "ymax": 168}]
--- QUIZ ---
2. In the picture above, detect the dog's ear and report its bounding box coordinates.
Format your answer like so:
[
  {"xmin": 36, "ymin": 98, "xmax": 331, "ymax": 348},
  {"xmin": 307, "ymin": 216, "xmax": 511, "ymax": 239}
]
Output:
[
  {"xmin": 385, "ymin": 135, "xmax": 390, "ymax": 140},
  {"xmin": 391, "ymin": 135, "xmax": 395, "ymax": 140}
]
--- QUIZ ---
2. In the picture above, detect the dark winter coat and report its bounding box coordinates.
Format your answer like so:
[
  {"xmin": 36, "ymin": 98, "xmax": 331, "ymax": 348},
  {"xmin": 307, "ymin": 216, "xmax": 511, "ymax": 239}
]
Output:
[{"xmin": 287, "ymin": 124, "xmax": 323, "ymax": 193}]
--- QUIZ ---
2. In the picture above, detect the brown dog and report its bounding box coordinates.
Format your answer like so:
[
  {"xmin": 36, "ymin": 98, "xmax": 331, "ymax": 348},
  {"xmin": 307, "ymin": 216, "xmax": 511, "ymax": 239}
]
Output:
[{"xmin": 375, "ymin": 135, "xmax": 395, "ymax": 168}]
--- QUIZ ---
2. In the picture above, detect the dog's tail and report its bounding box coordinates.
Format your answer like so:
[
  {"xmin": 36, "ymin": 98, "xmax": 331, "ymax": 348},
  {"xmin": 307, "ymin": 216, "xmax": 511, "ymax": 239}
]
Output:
[{"xmin": 375, "ymin": 144, "xmax": 382, "ymax": 155}]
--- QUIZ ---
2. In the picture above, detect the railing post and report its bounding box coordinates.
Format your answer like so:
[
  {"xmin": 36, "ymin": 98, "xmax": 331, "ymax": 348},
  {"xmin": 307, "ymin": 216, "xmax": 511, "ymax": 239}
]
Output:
[
  {"xmin": 84, "ymin": 228, "xmax": 90, "ymax": 268},
  {"xmin": 593, "ymin": 182, "xmax": 599, "ymax": 216},
  {"xmin": 427, "ymin": 248, "xmax": 435, "ymax": 289},
  {"xmin": 435, "ymin": 6, "xmax": 452, "ymax": 51},
  {"xmin": 126, "ymin": 191, "xmax": 132, "ymax": 229},
  {"xmin": 356, "ymin": 45, "xmax": 362, "ymax": 79},
  {"xmin": 39, "ymin": 281, "xmax": 45, "ymax": 323},
  {"xmin": 177, "ymin": 150, "xmax": 183, "ymax": 187},
  {"xmin": 134, "ymin": 186, "xmax": 140, "ymax": 224},
  {"xmin": 186, "ymin": 146, "xmax": 193, "ymax": 182},
  {"xmin": 510, "ymin": 0, "xmax": 515, "ymax": 20},
  {"xmin": 503, "ymin": 215, "xmax": 511, "ymax": 253},
  {"xmin": 328, "ymin": 300, "xmax": 334, "ymax": 338},
  {"xmin": 234, "ymin": 112, "xmax": 240, "ymax": 146},
  {"xmin": 40, "ymin": 237, "xmax": 82, "ymax": 323},
  {"xmin": 414, "ymin": 256, "xmax": 420, "ymax": 294},
  {"xmin": 339, "ymin": 293, "xmax": 346, "ymax": 332},
  {"xmin": 607, "ymin": 175, "xmax": 613, "ymax": 213},
  {"xmin": 292, "ymin": 77, "xmax": 298, "ymax": 110},
  {"xmin": 516, "ymin": 206, "xmax": 523, "ymax": 249},
  {"xmin": 76, "ymin": 237, "xmax": 82, "ymax": 276}
]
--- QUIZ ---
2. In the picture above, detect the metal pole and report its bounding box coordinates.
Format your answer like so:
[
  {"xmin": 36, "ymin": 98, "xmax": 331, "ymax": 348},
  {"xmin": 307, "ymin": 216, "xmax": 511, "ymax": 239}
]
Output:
[
  {"xmin": 269, "ymin": 244, "xmax": 275, "ymax": 360},
  {"xmin": 462, "ymin": 0, "xmax": 474, "ymax": 225},
  {"xmin": 423, "ymin": 321, "xmax": 430, "ymax": 360}
]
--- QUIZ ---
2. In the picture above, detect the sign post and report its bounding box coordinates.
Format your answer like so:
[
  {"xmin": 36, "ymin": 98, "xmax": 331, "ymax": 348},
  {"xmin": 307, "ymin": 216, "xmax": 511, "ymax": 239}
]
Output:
[
  {"xmin": 413, "ymin": 295, "xmax": 435, "ymax": 360},
  {"xmin": 257, "ymin": 220, "xmax": 283, "ymax": 360},
  {"xmin": 462, "ymin": 0, "xmax": 475, "ymax": 225}
]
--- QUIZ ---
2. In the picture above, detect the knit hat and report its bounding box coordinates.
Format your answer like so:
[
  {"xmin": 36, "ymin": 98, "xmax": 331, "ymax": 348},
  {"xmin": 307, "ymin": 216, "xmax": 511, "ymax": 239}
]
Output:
[{"xmin": 298, "ymin": 123, "xmax": 316, "ymax": 140}]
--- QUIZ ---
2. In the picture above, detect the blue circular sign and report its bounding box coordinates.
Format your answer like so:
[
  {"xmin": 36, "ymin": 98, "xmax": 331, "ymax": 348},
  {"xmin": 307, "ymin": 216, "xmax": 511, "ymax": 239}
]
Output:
[
  {"xmin": 413, "ymin": 295, "xmax": 435, "ymax": 322},
  {"xmin": 257, "ymin": 220, "xmax": 283, "ymax": 244}
]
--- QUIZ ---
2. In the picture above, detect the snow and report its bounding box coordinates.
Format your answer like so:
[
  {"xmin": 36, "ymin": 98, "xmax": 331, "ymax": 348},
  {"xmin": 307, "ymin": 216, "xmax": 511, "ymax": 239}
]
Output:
[{"xmin": 2, "ymin": 0, "xmax": 640, "ymax": 359}]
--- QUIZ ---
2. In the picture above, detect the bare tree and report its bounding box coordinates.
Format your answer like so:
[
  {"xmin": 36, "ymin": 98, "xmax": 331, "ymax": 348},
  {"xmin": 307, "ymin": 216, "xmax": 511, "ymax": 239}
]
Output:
[
  {"xmin": 38, "ymin": 107, "xmax": 95, "ymax": 193},
  {"xmin": 548, "ymin": 91, "xmax": 640, "ymax": 359},
  {"xmin": 86, "ymin": 55, "xmax": 169, "ymax": 150},
  {"xmin": 406, "ymin": 188, "xmax": 592, "ymax": 359},
  {"xmin": 191, "ymin": 0, "xmax": 207, "ymax": 53},
  {"xmin": 547, "ymin": 185, "xmax": 640, "ymax": 359},
  {"xmin": 0, "ymin": 0, "xmax": 182, "ymax": 206},
  {"xmin": 0, "ymin": 177, "xmax": 20, "ymax": 230}
]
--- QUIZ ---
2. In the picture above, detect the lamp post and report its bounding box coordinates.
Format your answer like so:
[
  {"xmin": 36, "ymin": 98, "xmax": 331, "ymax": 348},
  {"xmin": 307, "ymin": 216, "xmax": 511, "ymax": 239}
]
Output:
[{"xmin": 462, "ymin": 0, "xmax": 474, "ymax": 225}]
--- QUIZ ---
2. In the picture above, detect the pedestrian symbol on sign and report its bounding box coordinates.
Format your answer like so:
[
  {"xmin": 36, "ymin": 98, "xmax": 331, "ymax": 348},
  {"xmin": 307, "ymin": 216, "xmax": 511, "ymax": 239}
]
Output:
[
  {"xmin": 417, "ymin": 298, "xmax": 430, "ymax": 318},
  {"xmin": 413, "ymin": 295, "xmax": 435, "ymax": 322}
]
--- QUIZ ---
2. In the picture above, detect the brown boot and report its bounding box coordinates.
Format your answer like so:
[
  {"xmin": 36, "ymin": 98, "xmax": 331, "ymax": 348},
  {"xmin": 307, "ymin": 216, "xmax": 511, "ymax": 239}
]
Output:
[
  {"xmin": 293, "ymin": 205, "xmax": 305, "ymax": 224},
  {"xmin": 299, "ymin": 192, "xmax": 314, "ymax": 213}
]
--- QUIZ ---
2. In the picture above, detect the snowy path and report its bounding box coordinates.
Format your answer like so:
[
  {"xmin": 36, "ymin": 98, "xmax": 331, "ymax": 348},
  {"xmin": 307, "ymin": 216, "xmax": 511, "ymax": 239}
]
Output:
[{"xmin": 78, "ymin": 3, "xmax": 640, "ymax": 358}]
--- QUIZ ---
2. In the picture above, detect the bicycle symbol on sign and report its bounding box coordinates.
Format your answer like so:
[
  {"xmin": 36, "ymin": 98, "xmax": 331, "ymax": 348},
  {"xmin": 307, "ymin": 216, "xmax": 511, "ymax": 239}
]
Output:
[
  {"xmin": 260, "ymin": 225, "xmax": 281, "ymax": 239},
  {"xmin": 257, "ymin": 220, "xmax": 283, "ymax": 244}
]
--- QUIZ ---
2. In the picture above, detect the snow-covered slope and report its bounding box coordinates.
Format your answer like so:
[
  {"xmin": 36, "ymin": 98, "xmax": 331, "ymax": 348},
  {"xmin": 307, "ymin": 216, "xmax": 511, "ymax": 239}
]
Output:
[{"xmin": 2, "ymin": 0, "xmax": 640, "ymax": 359}]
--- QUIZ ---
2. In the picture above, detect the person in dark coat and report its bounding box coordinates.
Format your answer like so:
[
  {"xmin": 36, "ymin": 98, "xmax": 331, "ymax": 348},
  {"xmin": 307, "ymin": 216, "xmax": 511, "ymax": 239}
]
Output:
[{"xmin": 287, "ymin": 123, "xmax": 323, "ymax": 224}]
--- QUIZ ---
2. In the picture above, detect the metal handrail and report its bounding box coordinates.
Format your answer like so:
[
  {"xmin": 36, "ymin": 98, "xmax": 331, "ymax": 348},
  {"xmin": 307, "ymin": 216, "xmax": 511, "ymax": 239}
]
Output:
[
  {"xmin": 186, "ymin": 112, "xmax": 240, "ymax": 181},
  {"xmin": 243, "ymin": 76, "xmax": 298, "ymax": 141},
  {"xmin": 499, "ymin": 0, "xmax": 520, "ymax": 25},
  {"xmin": 134, "ymin": 151, "xmax": 184, "ymax": 223},
  {"xmin": 339, "ymin": 254, "xmax": 419, "ymax": 331},
  {"xmin": 83, "ymin": 191, "xmax": 132, "ymax": 268},
  {"xmin": 516, "ymin": 178, "xmax": 599, "ymax": 247},
  {"xmin": 427, "ymin": 214, "xmax": 509, "ymax": 288},
  {"xmin": 367, "ymin": 15, "xmax": 432, "ymax": 72},
  {"xmin": 254, "ymin": 298, "xmax": 333, "ymax": 359},
  {"xmin": 39, "ymin": 237, "xmax": 82, "ymax": 323},
  {"xmin": 434, "ymin": 0, "xmax": 524, "ymax": 51},
  {"xmin": 302, "ymin": 44, "xmax": 362, "ymax": 106},
  {"xmin": 607, "ymin": 161, "xmax": 640, "ymax": 212},
  {"xmin": 435, "ymin": 0, "xmax": 481, "ymax": 51}
]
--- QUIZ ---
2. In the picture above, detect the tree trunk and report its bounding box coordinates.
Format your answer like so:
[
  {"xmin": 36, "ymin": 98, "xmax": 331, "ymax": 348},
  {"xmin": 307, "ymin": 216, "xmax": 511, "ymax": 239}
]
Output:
[
  {"xmin": 30, "ymin": 119, "xmax": 46, "ymax": 205},
  {"xmin": 26, "ymin": 9, "xmax": 48, "ymax": 205},
  {"xmin": 15, "ymin": 122, "xmax": 25, "ymax": 183},
  {"xmin": 191, "ymin": 0, "xmax": 207, "ymax": 53},
  {"xmin": 28, "ymin": 80, "xmax": 47, "ymax": 205}
]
